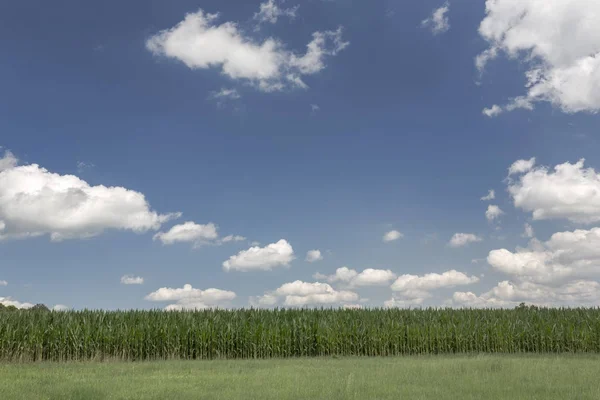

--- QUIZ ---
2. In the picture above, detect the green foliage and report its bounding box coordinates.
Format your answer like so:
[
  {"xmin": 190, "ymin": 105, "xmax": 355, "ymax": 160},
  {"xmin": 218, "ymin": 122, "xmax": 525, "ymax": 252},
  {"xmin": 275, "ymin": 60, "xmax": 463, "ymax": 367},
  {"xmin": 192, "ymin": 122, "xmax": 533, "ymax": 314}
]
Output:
[{"xmin": 1, "ymin": 307, "xmax": 600, "ymax": 362}]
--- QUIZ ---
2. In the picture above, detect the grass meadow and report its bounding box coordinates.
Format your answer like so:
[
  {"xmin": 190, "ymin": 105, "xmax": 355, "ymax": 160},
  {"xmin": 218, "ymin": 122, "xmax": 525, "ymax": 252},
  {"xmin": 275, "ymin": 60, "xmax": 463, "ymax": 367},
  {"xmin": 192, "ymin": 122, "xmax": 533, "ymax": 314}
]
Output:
[{"xmin": 2, "ymin": 355, "xmax": 600, "ymax": 399}]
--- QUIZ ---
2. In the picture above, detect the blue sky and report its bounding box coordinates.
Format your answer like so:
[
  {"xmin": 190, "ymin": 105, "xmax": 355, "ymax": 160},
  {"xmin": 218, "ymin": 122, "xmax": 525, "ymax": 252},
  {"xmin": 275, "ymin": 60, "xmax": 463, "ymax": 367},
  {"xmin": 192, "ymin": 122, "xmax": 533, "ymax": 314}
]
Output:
[{"xmin": 2, "ymin": 0, "xmax": 600, "ymax": 310}]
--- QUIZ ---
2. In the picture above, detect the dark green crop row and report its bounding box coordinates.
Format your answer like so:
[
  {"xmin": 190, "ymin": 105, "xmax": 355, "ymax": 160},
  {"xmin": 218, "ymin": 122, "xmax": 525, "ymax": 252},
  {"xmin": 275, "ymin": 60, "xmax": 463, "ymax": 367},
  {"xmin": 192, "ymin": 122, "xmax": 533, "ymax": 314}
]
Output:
[{"xmin": 1, "ymin": 306, "xmax": 600, "ymax": 361}]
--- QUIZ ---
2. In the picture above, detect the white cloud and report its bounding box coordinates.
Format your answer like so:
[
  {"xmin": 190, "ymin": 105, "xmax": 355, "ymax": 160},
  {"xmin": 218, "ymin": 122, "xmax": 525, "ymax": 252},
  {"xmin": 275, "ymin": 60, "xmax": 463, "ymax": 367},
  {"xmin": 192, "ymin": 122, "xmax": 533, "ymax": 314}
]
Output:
[
  {"xmin": 0, "ymin": 150, "xmax": 180, "ymax": 241},
  {"xmin": 254, "ymin": 0, "xmax": 298, "ymax": 25},
  {"xmin": 453, "ymin": 279, "xmax": 600, "ymax": 308},
  {"xmin": 221, "ymin": 235, "xmax": 246, "ymax": 243},
  {"xmin": 480, "ymin": 190, "xmax": 495, "ymax": 201},
  {"xmin": 488, "ymin": 227, "xmax": 600, "ymax": 284},
  {"xmin": 0, "ymin": 297, "xmax": 34, "ymax": 309},
  {"xmin": 391, "ymin": 270, "xmax": 479, "ymax": 298},
  {"xmin": 120, "ymin": 275, "xmax": 144, "ymax": 285},
  {"xmin": 486, "ymin": 205, "xmax": 504, "ymax": 222},
  {"xmin": 145, "ymin": 284, "xmax": 236, "ymax": 310},
  {"xmin": 383, "ymin": 230, "xmax": 403, "ymax": 242},
  {"xmin": 478, "ymin": 0, "xmax": 600, "ymax": 115},
  {"xmin": 209, "ymin": 88, "xmax": 241, "ymax": 102},
  {"xmin": 448, "ymin": 233, "xmax": 482, "ymax": 248},
  {"xmin": 421, "ymin": 2, "xmax": 450, "ymax": 35},
  {"xmin": 52, "ymin": 304, "xmax": 70, "ymax": 311},
  {"xmin": 482, "ymin": 105, "xmax": 503, "ymax": 117},
  {"xmin": 305, "ymin": 249, "xmax": 323, "ymax": 263},
  {"xmin": 0, "ymin": 280, "xmax": 6, "ymax": 286},
  {"xmin": 508, "ymin": 158, "xmax": 536, "ymax": 176},
  {"xmin": 508, "ymin": 159, "xmax": 600, "ymax": 224},
  {"xmin": 272, "ymin": 280, "xmax": 359, "ymax": 307},
  {"xmin": 0, "ymin": 151, "xmax": 18, "ymax": 172},
  {"xmin": 314, "ymin": 267, "xmax": 396, "ymax": 287},
  {"xmin": 223, "ymin": 239, "xmax": 294, "ymax": 271},
  {"xmin": 310, "ymin": 104, "xmax": 320, "ymax": 113},
  {"xmin": 384, "ymin": 296, "xmax": 425, "ymax": 308},
  {"xmin": 154, "ymin": 222, "xmax": 218, "ymax": 246},
  {"xmin": 523, "ymin": 223, "xmax": 534, "ymax": 238},
  {"xmin": 146, "ymin": 9, "xmax": 347, "ymax": 92}
]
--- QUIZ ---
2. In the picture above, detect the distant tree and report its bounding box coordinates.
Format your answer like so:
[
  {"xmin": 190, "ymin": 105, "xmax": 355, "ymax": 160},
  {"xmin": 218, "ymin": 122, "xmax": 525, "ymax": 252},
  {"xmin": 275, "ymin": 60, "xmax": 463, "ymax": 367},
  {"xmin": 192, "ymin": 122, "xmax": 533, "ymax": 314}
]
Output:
[{"xmin": 30, "ymin": 304, "xmax": 50, "ymax": 312}]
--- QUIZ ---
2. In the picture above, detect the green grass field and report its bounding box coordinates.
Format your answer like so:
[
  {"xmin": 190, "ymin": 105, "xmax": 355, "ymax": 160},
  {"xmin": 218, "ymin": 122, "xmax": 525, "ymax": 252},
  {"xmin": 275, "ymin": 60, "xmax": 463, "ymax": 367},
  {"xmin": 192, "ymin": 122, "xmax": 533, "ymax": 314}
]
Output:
[{"xmin": 2, "ymin": 355, "xmax": 600, "ymax": 400}]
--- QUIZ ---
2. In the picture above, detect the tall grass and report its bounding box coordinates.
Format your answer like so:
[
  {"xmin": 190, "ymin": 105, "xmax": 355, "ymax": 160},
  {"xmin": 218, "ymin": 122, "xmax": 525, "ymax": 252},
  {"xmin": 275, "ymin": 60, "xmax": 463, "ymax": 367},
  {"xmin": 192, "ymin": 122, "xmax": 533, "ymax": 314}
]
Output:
[{"xmin": 1, "ymin": 307, "xmax": 600, "ymax": 361}]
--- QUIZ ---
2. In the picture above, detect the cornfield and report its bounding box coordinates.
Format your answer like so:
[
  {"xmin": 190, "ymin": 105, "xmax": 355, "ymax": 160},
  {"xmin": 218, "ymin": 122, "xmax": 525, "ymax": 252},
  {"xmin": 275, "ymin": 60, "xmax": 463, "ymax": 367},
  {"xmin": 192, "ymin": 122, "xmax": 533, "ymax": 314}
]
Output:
[{"xmin": 1, "ymin": 307, "xmax": 600, "ymax": 362}]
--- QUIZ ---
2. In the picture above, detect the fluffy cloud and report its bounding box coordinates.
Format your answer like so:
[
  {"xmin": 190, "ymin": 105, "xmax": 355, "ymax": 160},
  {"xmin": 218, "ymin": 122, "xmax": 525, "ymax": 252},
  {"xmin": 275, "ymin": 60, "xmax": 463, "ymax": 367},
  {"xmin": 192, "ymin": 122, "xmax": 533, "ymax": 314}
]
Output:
[
  {"xmin": 52, "ymin": 304, "xmax": 71, "ymax": 311},
  {"xmin": 254, "ymin": 0, "xmax": 298, "ymax": 25},
  {"xmin": 383, "ymin": 230, "xmax": 403, "ymax": 242},
  {"xmin": 0, "ymin": 280, "xmax": 7, "ymax": 286},
  {"xmin": 0, "ymin": 150, "xmax": 179, "ymax": 241},
  {"xmin": 146, "ymin": 9, "xmax": 348, "ymax": 92},
  {"xmin": 0, "ymin": 150, "xmax": 17, "ymax": 172},
  {"xmin": 478, "ymin": 0, "xmax": 600, "ymax": 115},
  {"xmin": 386, "ymin": 270, "xmax": 479, "ymax": 308},
  {"xmin": 508, "ymin": 159, "xmax": 600, "ymax": 224},
  {"xmin": 421, "ymin": 2, "xmax": 450, "ymax": 35},
  {"xmin": 305, "ymin": 249, "xmax": 323, "ymax": 263},
  {"xmin": 480, "ymin": 190, "xmax": 495, "ymax": 201},
  {"xmin": 314, "ymin": 267, "xmax": 396, "ymax": 287},
  {"xmin": 485, "ymin": 205, "xmax": 504, "ymax": 222},
  {"xmin": 154, "ymin": 222, "xmax": 218, "ymax": 246},
  {"xmin": 256, "ymin": 280, "xmax": 359, "ymax": 307},
  {"xmin": 222, "ymin": 239, "xmax": 294, "ymax": 271},
  {"xmin": 384, "ymin": 296, "xmax": 425, "ymax": 308},
  {"xmin": 392, "ymin": 270, "xmax": 478, "ymax": 294},
  {"xmin": 120, "ymin": 275, "xmax": 144, "ymax": 285},
  {"xmin": 154, "ymin": 222, "xmax": 245, "ymax": 247},
  {"xmin": 453, "ymin": 280, "xmax": 600, "ymax": 308},
  {"xmin": 448, "ymin": 233, "xmax": 482, "ymax": 248},
  {"xmin": 508, "ymin": 158, "xmax": 536, "ymax": 176},
  {"xmin": 0, "ymin": 297, "xmax": 34, "ymax": 309},
  {"xmin": 145, "ymin": 284, "xmax": 236, "ymax": 310},
  {"xmin": 488, "ymin": 227, "xmax": 600, "ymax": 284}
]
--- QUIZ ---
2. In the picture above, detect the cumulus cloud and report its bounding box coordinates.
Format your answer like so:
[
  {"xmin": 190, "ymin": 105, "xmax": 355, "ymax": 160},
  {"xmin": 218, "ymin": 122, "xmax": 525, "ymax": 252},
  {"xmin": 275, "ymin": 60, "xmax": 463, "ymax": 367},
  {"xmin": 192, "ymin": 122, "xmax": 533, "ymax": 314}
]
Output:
[
  {"xmin": 508, "ymin": 158, "xmax": 536, "ymax": 176},
  {"xmin": 0, "ymin": 150, "xmax": 179, "ymax": 241},
  {"xmin": 485, "ymin": 205, "xmax": 504, "ymax": 222},
  {"xmin": 508, "ymin": 159, "xmax": 600, "ymax": 224},
  {"xmin": 314, "ymin": 267, "xmax": 396, "ymax": 287},
  {"xmin": 0, "ymin": 297, "xmax": 34, "ymax": 309},
  {"xmin": 223, "ymin": 239, "xmax": 294, "ymax": 271},
  {"xmin": 120, "ymin": 275, "xmax": 144, "ymax": 285},
  {"xmin": 153, "ymin": 222, "xmax": 245, "ymax": 247},
  {"xmin": 383, "ymin": 230, "xmax": 403, "ymax": 242},
  {"xmin": 305, "ymin": 249, "xmax": 323, "ymax": 263},
  {"xmin": 154, "ymin": 222, "xmax": 218, "ymax": 246},
  {"xmin": 384, "ymin": 296, "xmax": 425, "ymax": 308},
  {"xmin": 255, "ymin": 280, "xmax": 359, "ymax": 307},
  {"xmin": 390, "ymin": 270, "xmax": 479, "ymax": 305},
  {"xmin": 0, "ymin": 150, "xmax": 18, "ymax": 172},
  {"xmin": 146, "ymin": 9, "xmax": 348, "ymax": 92},
  {"xmin": 421, "ymin": 2, "xmax": 450, "ymax": 35},
  {"xmin": 0, "ymin": 280, "xmax": 7, "ymax": 286},
  {"xmin": 453, "ymin": 279, "xmax": 600, "ymax": 308},
  {"xmin": 480, "ymin": 190, "xmax": 495, "ymax": 201},
  {"xmin": 145, "ymin": 284, "xmax": 236, "ymax": 310},
  {"xmin": 478, "ymin": 0, "xmax": 600, "ymax": 115},
  {"xmin": 254, "ymin": 0, "xmax": 298, "ymax": 25},
  {"xmin": 448, "ymin": 233, "xmax": 482, "ymax": 248},
  {"xmin": 488, "ymin": 227, "xmax": 600, "ymax": 284},
  {"xmin": 52, "ymin": 304, "xmax": 71, "ymax": 311}
]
